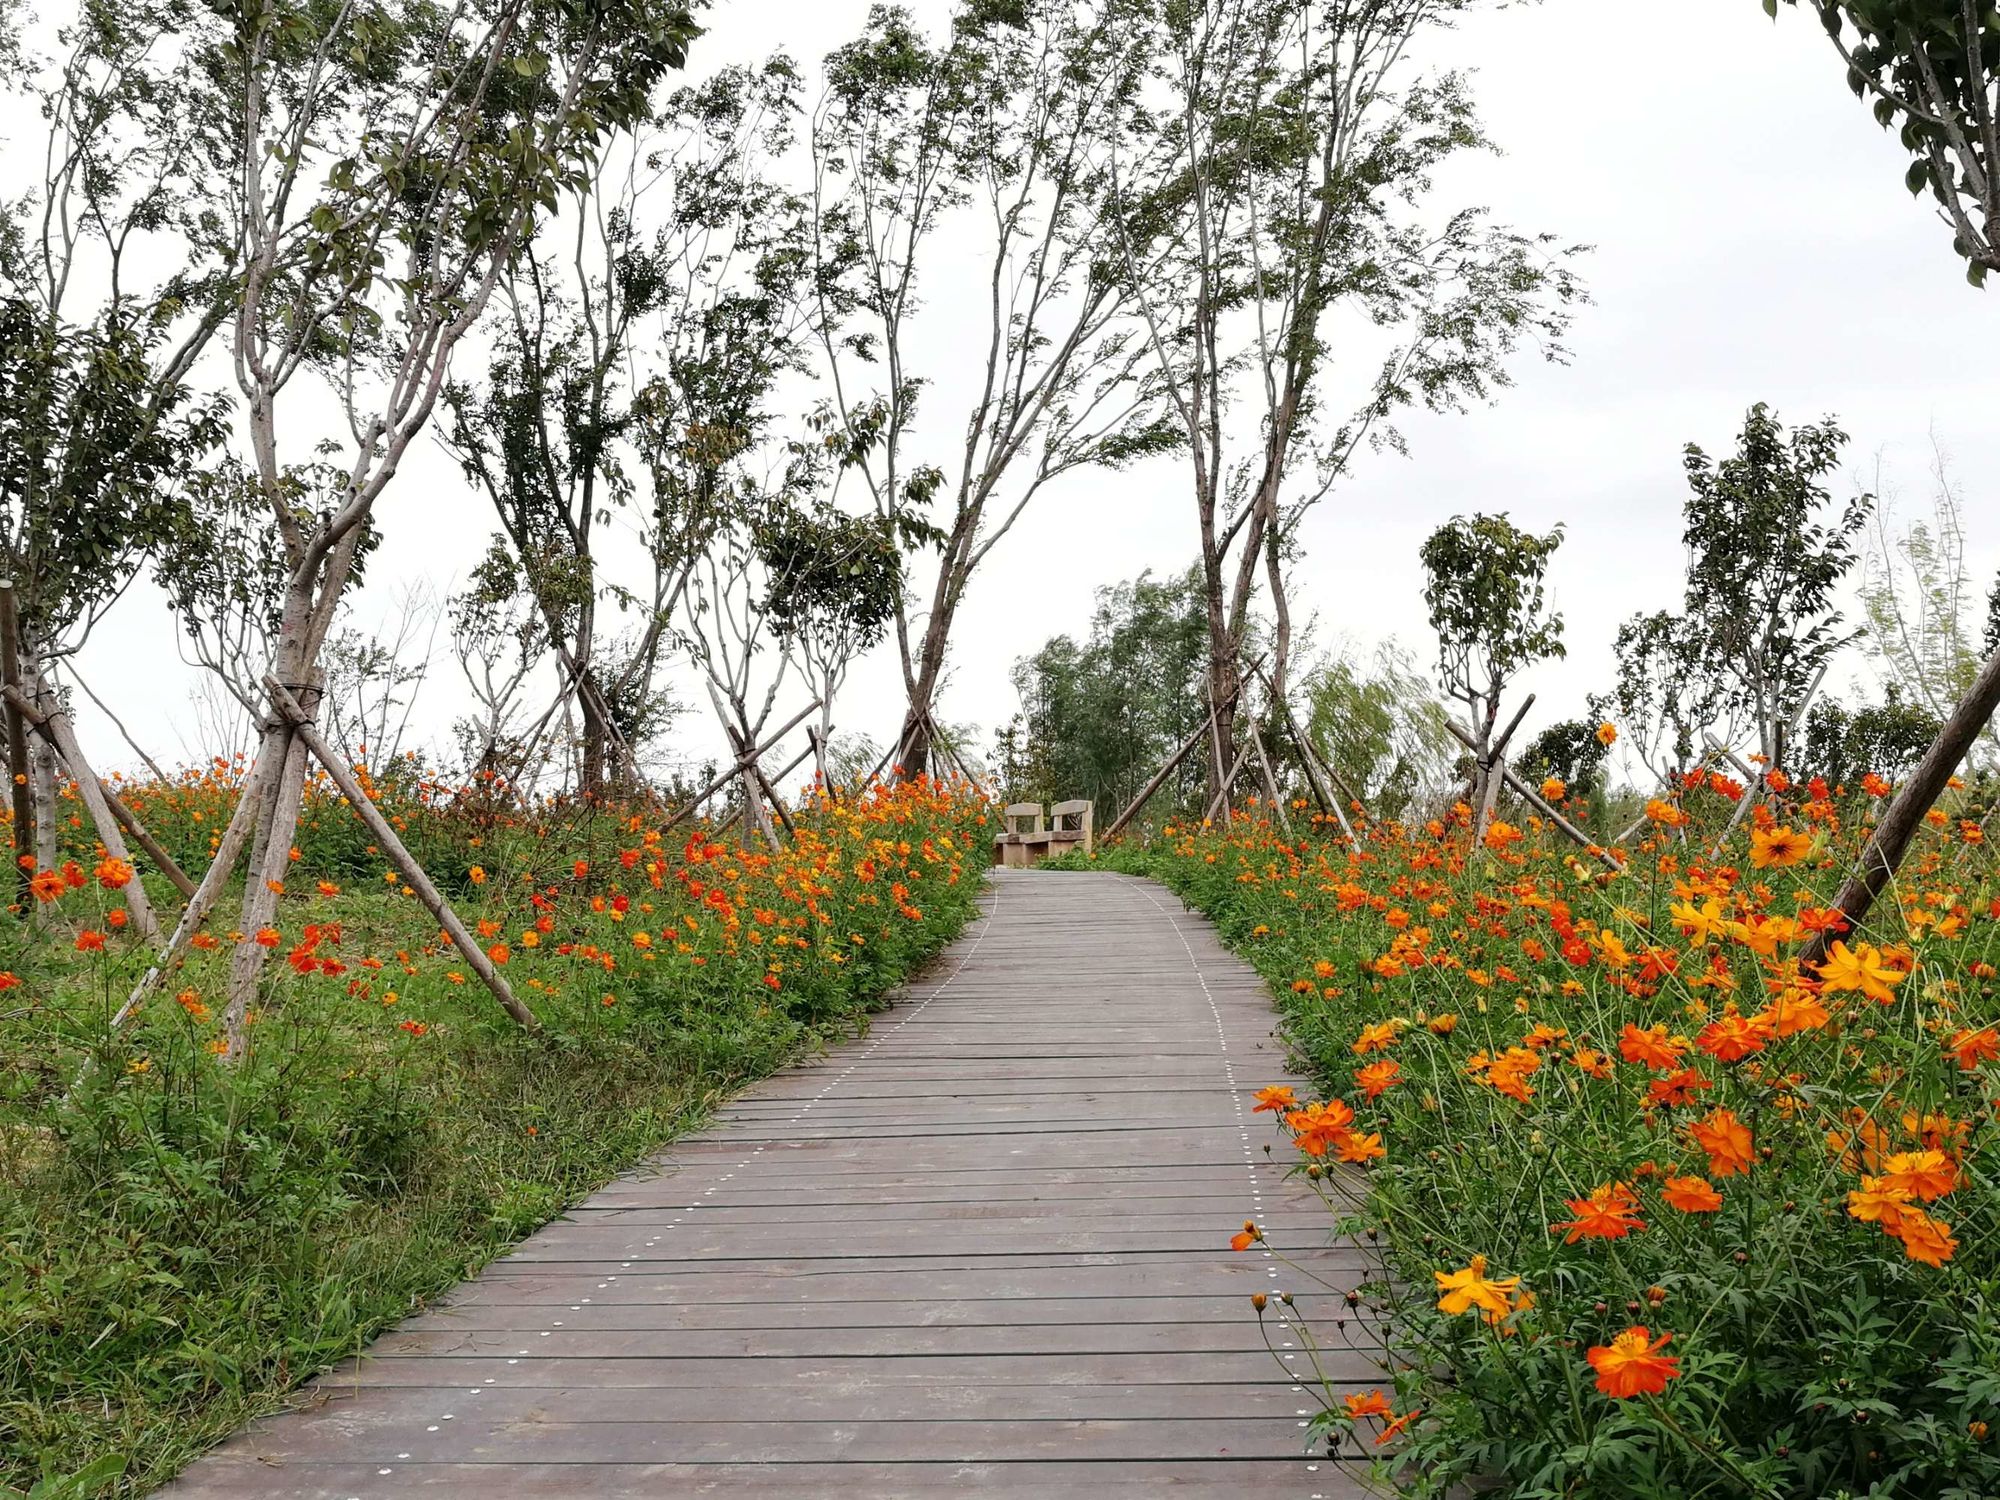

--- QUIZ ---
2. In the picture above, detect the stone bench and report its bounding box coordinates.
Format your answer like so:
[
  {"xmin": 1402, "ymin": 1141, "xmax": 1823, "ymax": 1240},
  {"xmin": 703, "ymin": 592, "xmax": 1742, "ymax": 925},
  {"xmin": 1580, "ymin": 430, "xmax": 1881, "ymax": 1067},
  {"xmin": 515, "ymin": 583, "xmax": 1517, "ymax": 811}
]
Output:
[{"xmin": 992, "ymin": 800, "xmax": 1093, "ymax": 867}]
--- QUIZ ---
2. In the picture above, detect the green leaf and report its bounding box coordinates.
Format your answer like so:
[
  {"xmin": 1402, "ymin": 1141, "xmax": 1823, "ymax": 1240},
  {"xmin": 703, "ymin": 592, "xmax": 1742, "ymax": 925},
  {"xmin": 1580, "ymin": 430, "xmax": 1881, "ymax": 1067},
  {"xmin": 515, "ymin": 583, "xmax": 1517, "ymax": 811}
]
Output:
[
  {"xmin": 1763, "ymin": 0, "xmax": 1778, "ymax": 16},
  {"xmin": 1906, "ymin": 159, "xmax": 1930, "ymax": 195}
]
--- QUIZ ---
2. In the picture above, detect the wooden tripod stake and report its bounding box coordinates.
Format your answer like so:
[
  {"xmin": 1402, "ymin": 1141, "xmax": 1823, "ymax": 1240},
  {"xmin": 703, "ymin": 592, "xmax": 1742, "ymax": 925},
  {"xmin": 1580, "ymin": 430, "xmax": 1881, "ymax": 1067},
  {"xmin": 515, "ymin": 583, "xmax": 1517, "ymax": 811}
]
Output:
[{"xmin": 264, "ymin": 678, "xmax": 539, "ymax": 1032}]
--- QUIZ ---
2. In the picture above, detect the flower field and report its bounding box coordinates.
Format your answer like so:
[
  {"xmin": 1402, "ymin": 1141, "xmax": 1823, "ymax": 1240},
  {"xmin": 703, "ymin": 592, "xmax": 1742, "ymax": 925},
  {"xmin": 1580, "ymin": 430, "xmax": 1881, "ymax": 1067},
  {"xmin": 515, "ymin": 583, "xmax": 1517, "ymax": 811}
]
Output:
[
  {"xmin": 1091, "ymin": 776, "xmax": 2000, "ymax": 1499},
  {"xmin": 0, "ymin": 771, "xmax": 986, "ymax": 1492}
]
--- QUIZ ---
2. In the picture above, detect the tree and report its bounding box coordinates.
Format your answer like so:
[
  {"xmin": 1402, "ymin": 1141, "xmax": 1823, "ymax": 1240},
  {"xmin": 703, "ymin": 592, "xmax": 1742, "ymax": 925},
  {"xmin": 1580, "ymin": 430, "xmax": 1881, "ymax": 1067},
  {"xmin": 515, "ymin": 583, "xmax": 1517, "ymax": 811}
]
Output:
[
  {"xmin": 1301, "ymin": 640, "xmax": 1456, "ymax": 823},
  {"xmin": 1609, "ymin": 610, "xmax": 1732, "ymax": 788},
  {"xmin": 172, "ymin": 0, "xmax": 699, "ymax": 1047},
  {"xmin": 1771, "ymin": 0, "xmax": 2000, "ymax": 283},
  {"xmin": 1680, "ymin": 403, "xmax": 1871, "ymax": 773},
  {"xmin": 809, "ymin": 0, "xmax": 1158, "ymax": 781},
  {"xmin": 1800, "ymin": 690, "xmax": 1943, "ymax": 791},
  {"xmin": 0, "ymin": 4, "xmax": 235, "ymax": 894},
  {"xmin": 1105, "ymin": 0, "xmax": 1584, "ymax": 803},
  {"xmin": 1855, "ymin": 440, "xmax": 1998, "ymax": 770},
  {"xmin": 1519, "ymin": 714, "xmax": 1613, "ymax": 803},
  {"xmin": 1007, "ymin": 569, "xmax": 1210, "ymax": 816},
  {"xmin": 1420, "ymin": 512, "xmax": 1566, "ymax": 836},
  {"xmin": 442, "ymin": 57, "xmax": 806, "ymax": 799}
]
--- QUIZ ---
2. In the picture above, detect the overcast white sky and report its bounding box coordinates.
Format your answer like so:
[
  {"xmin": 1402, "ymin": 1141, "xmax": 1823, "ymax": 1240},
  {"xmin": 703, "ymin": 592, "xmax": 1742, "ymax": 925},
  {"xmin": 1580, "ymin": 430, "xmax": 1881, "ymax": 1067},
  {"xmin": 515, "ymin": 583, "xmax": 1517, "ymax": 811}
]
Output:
[{"xmin": 52, "ymin": 0, "xmax": 2000, "ymax": 787}]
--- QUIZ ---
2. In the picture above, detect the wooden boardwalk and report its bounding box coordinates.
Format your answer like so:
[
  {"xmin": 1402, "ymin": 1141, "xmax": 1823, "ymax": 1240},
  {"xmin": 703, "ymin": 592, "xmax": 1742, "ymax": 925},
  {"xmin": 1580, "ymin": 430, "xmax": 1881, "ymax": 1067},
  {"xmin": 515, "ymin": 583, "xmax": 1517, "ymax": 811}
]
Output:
[{"xmin": 163, "ymin": 871, "xmax": 1376, "ymax": 1498}]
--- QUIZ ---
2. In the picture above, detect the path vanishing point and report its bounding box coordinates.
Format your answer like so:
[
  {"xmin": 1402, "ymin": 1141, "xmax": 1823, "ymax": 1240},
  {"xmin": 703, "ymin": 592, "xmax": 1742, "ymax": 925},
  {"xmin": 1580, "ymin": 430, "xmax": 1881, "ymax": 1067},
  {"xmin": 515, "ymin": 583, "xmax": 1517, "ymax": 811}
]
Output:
[{"xmin": 163, "ymin": 870, "xmax": 1377, "ymax": 1498}]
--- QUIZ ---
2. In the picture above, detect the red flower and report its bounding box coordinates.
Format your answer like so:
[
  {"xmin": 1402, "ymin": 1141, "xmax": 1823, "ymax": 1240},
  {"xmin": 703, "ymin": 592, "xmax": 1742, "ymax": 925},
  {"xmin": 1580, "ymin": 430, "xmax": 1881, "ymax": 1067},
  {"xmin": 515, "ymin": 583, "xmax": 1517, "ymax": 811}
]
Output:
[{"xmin": 1587, "ymin": 1326, "xmax": 1680, "ymax": 1397}]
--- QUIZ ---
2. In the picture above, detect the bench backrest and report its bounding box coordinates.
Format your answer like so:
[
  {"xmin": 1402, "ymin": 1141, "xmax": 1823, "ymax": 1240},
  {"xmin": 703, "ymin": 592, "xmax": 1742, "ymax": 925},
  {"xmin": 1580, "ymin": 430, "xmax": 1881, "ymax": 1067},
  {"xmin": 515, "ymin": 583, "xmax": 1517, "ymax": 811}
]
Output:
[
  {"xmin": 1049, "ymin": 799, "xmax": 1093, "ymax": 850},
  {"xmin": 1002, "ymin": 802, "xmax": 1045, "ymax": 835}
]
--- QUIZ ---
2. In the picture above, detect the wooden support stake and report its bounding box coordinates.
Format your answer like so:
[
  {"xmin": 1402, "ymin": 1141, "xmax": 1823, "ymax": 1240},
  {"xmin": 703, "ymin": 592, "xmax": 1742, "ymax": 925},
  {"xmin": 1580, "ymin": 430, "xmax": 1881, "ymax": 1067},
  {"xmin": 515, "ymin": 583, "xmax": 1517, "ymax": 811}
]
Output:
[
  {"xmin": 1490, "ymin": 692, "xmax": 1536, "ymax": 763},
  {"xmin": 1203, "ymin": 740, "xmax": 1253, "ymax": 826},
  {"xmin": 1248, "ymin": 661, "xmax": 1357, "ymax": 841},
  {"xmin": 1102, "ymin": 693, "xmax": 1238, "ymax": 841},
  {"xmin": 1804, "ymin": 644, "xmax": 2000, "ymax": 967},
  {"xmin": 265, "ymin": 677, "xmax": 538, "ymax": 1032},
  {"xmin": 1445, "ymin": 717, "xmax": 1619, "ymax": 871},
  {"xmin": 0, "ymin": 584, "xmax": 32, "ymax": 913},
  {"xmin": 0, "ymin": 684, "xmax": 195, "ymax": 897},
  {"xmin": 1, "ymin": 681, "xmax": 161, "ymax": 942},
  {"xmin": 1247, "ymin": 716, "xmax": 1292, "ymax": 837},
  {"xmin": 660, "ymin": 699, "xmax": 822, "ymax": 834}
]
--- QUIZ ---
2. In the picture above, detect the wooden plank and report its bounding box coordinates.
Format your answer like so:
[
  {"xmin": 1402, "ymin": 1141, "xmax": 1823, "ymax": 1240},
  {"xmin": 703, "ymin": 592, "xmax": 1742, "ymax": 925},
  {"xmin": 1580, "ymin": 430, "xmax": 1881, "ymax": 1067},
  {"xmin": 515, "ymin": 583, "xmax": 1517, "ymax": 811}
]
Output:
[{"xmin": 160, "ymin": 871, "xmax": 1378, "ymax": 1498}]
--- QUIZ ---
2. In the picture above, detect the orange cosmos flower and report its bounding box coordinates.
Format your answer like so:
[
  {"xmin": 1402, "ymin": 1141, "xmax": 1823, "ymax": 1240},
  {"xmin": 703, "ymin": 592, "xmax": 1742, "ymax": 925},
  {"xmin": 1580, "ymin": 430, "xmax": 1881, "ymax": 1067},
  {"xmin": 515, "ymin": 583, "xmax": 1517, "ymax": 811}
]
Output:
[
  {"xmin": 1343, "ymin": 1390, "xmax": 1392, "ymax": 1420},
  {"xmin": 1587, "ymin": 1326, "xmax": 1680, "ymax": 1397},
  {"xmin": 1748, "ymin": 825, "xmax": 1810, "ymax": 869},
  {"xmin": 1229, "ymin": 1219, "xmax": 1261, "ymax": 1251},
  {"xmin": 1860, "ymin": 772, "xmax": 1891, "ymax": 798},
  {"xmin": 1285, "ymin": 1099, "xmax": 1356, "ymax": 1157},
  {"xmin": 28, "ymin": 869, "xmax": 63, "ymax": 903},
  {"xmin": 1880, "ymin": 1149, "xmax": 1957, "ymax": 1202},
  {"xmin": 253, "ymin": 926, "xmax": 281, "ymax": 948},
  {"xmin": 468, "ymin": 865, "xmax": 486, "ymax": 884},
  {"xmin": 1887, "ymin": 1207, "xmax": 1958, "ymax": 1267},
  {"xmin": 1541, "ymin": 776, "xmax": 1566, "ymax": 802},
  {"xmin": 1334, "ymin": 1130, "xmax": 1386, "ymax": 1164},
  {"xmin": 1756, "ymin": 989, "xmax": 1829, "ymax": 1037},
  {"xmin": 1659, "ymin": 1175, "xmax": 1722, "ymax": 1213},
  {"xmin": 1596, "ymin": 722, "xmax": 1618, "ymax": 747},
  {"xmin": 1375, "ymin": 1408, "xmax": 1421, "ymax": 1445},
  {"xmin": 93, "ymin": 856, "xmax": 133, "ymax": 889},
  {"xmin": 1251, "ymin": 1084, "xmax": 1298, "ymax": 1114},
  {"xmin": 74, "ymin": 929, "xmax": 106, "ymax": 952},
  {"xmin": 1553, "ymin": 1182, "xmax": 1646, "ymax": 1243},
  {"xmin": 1351, "ymin": 1018, "xmax": 1406, "ymax": 1055},
  {"xmin": 1689, "ymin": 1108, "xmax": 1754, "ymax": 1178},
  {"xmin": 1435, "ymin": 1255, "xmax": 1520, "ymax": 1319},
  {"xmin": 1618, "ymin": 1022, "xmax": 1687, "ymax": 1071},
  {"xmin": 1696, "ymin": 1008, "xmax": 1771, "ymax": 1062},
  {"xmin": 1946, "ymin": 1026, "xmax": 1998, "ymax": 1071},
  {"xmin": 1354, "ymin": 1060, "xmax": 1401, "ymax": 1099}
]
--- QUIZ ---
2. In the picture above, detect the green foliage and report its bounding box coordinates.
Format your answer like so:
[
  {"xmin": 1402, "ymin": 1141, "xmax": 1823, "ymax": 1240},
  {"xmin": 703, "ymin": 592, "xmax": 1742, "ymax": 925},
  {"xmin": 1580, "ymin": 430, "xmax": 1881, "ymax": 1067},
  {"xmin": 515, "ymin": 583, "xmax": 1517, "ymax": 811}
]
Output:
[
  {"xmin": 1610, "ymin": 610, "xmax": 1730, "ymax": 784},
  {"xmin": 1419, "ymin": 511, "xmax": 1566, "ymax": 704},
  {"xmin": 1771, "ymin": 0, "xmax": 2000, "ymax": 282},
  {"xmin": 1302, "ymin": 640, "xmax": 1457, "ymax": 821},
  {"xmin": 1681, "ymin": 403, "xmax": 1871, "ymax": 768},
  {"xmin": 1800, "ymin": 690, "xmax": 1945, "ymax": 789},
  {"xmin": 1518, "ymin": 715, "xmax": 1613, "ymax": 799},
  {"xmin": 1005, "ymin": 568, "xmax": 1210, "ymax": 815}
]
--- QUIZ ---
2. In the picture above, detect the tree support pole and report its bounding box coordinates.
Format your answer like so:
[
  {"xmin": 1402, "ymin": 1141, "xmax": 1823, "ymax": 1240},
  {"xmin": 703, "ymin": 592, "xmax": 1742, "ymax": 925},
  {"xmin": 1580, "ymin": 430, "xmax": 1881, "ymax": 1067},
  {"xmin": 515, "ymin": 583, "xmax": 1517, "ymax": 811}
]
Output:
[
  {"xmin": 0, "ymin": 685, "xmax": 196, "ymax": 899},
  {"xmin": 0, "ymin": 584, "xmax": 33, "ymax": 913},
  {"xmin": 1102, "ymin": 687, "xmax": 1241, "ymax": 841},
  {"xmin": 0, "ymin": 681, "xmax": 161, "ymax": 942},
  {"xmin": 1247, "ymin": 715, "xmax": 1292, "ymax": 837},
  {"xmin": 265, "ymin": 677, "xmax": 538, "ymax": 1032},
  {"xmin": 1446, "ymin": 718, "xmax": 1619, "ymax": 872},
  {"xmin": 1803, "ymin": 643, "xmax": 2000, "ymax": 968},
  {"xmin": 660, "ymin": 700, "xmax": 822, "ymax": 835}
]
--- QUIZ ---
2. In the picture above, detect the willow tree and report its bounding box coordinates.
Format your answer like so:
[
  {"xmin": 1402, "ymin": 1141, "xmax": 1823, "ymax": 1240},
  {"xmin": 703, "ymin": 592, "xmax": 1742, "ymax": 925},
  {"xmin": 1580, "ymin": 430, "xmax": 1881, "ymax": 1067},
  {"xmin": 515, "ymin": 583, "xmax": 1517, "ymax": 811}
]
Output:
[
  {"xmin": 1104, "ymin": 0, "xmax": 1584, "ymax": 804},
  {"xmin": 809, "ymin": 0, "xmax": 1159, "ymax": 780},
  {"xmin": 163, "ymin": 0, "xmax": 699, "ymax": 1042}
]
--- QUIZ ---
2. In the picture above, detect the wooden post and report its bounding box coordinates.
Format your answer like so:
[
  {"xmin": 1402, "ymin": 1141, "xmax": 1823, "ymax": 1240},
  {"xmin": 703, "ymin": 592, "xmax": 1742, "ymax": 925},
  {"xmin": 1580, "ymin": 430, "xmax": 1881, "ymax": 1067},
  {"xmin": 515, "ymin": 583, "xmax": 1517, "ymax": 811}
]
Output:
[
  {"xmin": 1102, "ymin": 695, "xmax": 1236, "ymax": 841},
  {"xmin": 1203, "ymin": 740, "xmax": 1253, "ymax": 826},
  {"xmin": 0, "ymin": 584, "xmax": 32, "ymax": 913},
  {"xmin": 265, "ymin": 678, "xmax": 539, "ymax": 1033},
  {"xmin": 1248, "ymin": 662, "xmax": 1356, "ymax": 842},
  {"xmin": 1, "ymin": 681, "xmax": 162, "ymax": 942},
  {"xmin": 0, "ymin": 684, "xmax": 195, "ymax": 895},
  {"xmin": 659, "ymin": 699, "xmax": 822, "ymax": 834},
  {"xmin": 1803, "ymin": 642, "xmax": 2000, "ymax": 968},
  {"xmin": 1445, "ymin": 717, "xmax": 1620, "ymax": 872},
  {"xmin": 1247, "ymin": 716, "xmax": 1292, "ymax": 837}
]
